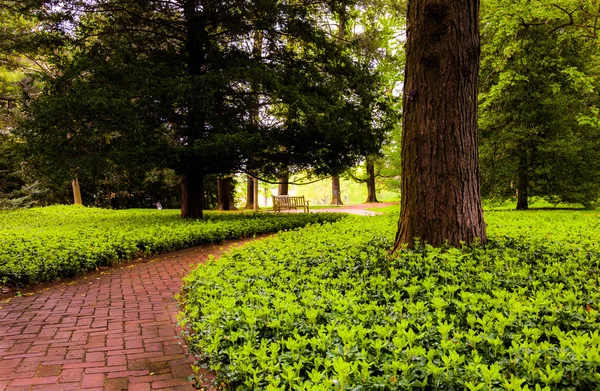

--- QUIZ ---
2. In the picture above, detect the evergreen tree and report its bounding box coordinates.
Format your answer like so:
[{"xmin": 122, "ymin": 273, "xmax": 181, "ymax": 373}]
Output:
[{"xmin": 18, "ymin": 0, "xmax": 386, "ymax": 217}]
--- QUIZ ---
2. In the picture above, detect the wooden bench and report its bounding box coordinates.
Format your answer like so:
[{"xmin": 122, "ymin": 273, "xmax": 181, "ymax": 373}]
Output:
[{"xmin": 272, "ymin": 195, "xmax": 310, "ymax": 213}]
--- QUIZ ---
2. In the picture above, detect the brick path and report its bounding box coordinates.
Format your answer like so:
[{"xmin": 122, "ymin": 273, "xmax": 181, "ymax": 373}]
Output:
[{"xmin": 0, "ymin": 240, "xmax": 254, "ymax": 391}]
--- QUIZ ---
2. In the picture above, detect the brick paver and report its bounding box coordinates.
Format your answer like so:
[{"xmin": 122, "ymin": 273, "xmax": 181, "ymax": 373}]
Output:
[{"xmin": 0, "ymin": 240, "xmax": 254, "ymax": 391}]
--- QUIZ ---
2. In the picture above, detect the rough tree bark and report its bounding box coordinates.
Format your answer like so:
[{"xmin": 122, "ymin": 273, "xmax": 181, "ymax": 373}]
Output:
[
  {"xmin": 278, "ymin": 174, "xmax": 289, "ymax": 196},
  {"xmin": 181, "ymin": 171, "xmax": 203, "ymax": 218},
  {"xmin": 516, "ymin": 153, "xmax": 529, "ymax": 210},
  {"xmin": 217, "ymin": 177, "xmax": 233, "ymax": 210},
  {"xmin": 365, "ymin": 157, "xmax": 379, "ymax": 203},
  {"xmin": 72, "ymin": 177, "xmax": 82, "ymax": 205},
  {"xmin": 394, "ymin": 0, "xmax": 486, "ymax": 249},
  {"xmin": 330, "ymin": 175, "xmax": 343, "ymax": 205}
]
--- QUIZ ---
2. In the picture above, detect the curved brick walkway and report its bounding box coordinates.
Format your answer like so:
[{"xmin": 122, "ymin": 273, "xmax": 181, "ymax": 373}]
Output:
[{"xmin": 0, "ymin": 240, "xmax": 254, "ymax": 391}]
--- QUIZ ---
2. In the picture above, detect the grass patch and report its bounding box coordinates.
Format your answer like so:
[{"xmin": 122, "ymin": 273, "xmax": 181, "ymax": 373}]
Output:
[
  {"xmin": 0, "ymin": 205, "xmax": 345, "ymax": 287},
  {"xmin": 179, "ymin": 210, "xmax": 600, "ymax": 390}
]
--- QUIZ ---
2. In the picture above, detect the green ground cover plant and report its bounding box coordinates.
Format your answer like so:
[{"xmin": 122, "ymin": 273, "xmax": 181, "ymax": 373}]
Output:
[
  {"xmin": 179, "ymin": 210, "xmax": 600, "ymax": 390},
  {"xmin": 0, "ymin": 206, "xmax": 344, "ymax": 287}
]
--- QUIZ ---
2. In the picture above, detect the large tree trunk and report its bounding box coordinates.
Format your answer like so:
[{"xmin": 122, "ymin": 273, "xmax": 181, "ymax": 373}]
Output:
[
  {"xmin": 516, "ymin": 153, "xmax": 529, "ymax": 210},
  {"xmin": 394, "ymin": 0, "xmax": 486, "ymax": 249},
  {"xmin": 181, "ymin": 171, "xmax": 203, "ymax": 218},
  {"xmin": 72, "ymin": 177, "xmax": 82, "ymax": 205},
  {"xmin": 330, "ymin": 175, "xmax": 343, "ymax": 205},
  {"xmin": 278, "ymin": 174, "xmax": 289, "ymax": 196},
  {"xmin": 217, "ymin": 177, "xmax": 232, "ymax": 210},
  {"xmin": 365, "ymin": 158, "xmax": 379, "ymax": 203}
]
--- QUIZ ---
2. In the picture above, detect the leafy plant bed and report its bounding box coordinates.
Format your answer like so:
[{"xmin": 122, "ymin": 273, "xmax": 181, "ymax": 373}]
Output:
[
  {"xmin": 179, "ymin": 211, "xmax": 600, "ymax": 390},
  {"xmin": 0, "ymin": 206, "xmax": 344, "ymax": 287}
]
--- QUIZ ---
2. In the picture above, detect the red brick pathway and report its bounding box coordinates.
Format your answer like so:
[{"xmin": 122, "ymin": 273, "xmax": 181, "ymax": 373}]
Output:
[{"xmin": 0, "ymin": 240, "xmax": 254, "ymax": 391}]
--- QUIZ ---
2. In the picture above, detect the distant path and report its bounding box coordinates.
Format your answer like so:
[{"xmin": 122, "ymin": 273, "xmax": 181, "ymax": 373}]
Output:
[
  {"xmin": 0, "ymin": 239, "xmax": 257, "ymax": 391},
  {"xmin": 310, "ymin": 201, "xmax": 399, "ymax": 216}
]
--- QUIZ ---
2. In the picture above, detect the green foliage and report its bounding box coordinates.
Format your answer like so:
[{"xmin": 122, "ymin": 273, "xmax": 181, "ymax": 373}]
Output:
[
  {"xmin": 180, "ymin": 211, "xmax": 600, "ymax": 390},
  {"xmin": 0, "ymin": 181, "xmax": 45, "ymax": 210},
  {"xmin": 0, "ymin": 206, "xmax": 344, "ymax": 287},
  {"xmin": 17, "ymin": 0, "xmax": 387, "ymax": 198},
  {"xmin": 0, "ymin": 0, "xmax": 47, "ymax": 130},
  {"xmin": 479, "ymin": 0, "xmax": 600, "ymax": 207}
]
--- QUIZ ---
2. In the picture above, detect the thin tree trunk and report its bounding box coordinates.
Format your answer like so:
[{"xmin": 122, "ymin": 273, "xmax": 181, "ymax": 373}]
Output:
[
  {"xmin": 394, "ymin": 0, "xmax": 486, "ymax": 249},
  {"xmin": 253, "ymin": 177, "xmax": 259, "ymax": 211},
  {"xmin": 181, "ymin": 171, "xmax": 203, "ymax": 218},
  {"xmin": 72, "ymin": 177, "xmax": 82, "ymax": 205},
  {"xmin": 278, "ymin": 174, "xmax": 289, "ymax": 196},
  {"xmin": 516, "ymin": 153, "xmax": 529, "ymax": 210},
  {"xmin": 365, "ymin": 158, "xmax": 379, "ymax": 203},
  {"xmin": 229, "ymin": 180, "xmax": 235, "ymax": 209},
  {"xmin": 245, "ymin": 176, "xmax": 254, "ymax": 209},
  {"xmin": 248, "ymin": 30, "xmax": 262, "ymax": 212},
  {"xmin": 330, "ymin": 175, "xmax": 343, "ymax": 205},
  {"xmin": 217, "ymin": 177, "xmax": 232, "ymax": 210}
]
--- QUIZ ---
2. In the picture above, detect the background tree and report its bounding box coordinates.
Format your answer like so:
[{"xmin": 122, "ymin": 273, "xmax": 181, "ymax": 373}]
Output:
[
  {"xmin": 342, "ymin": 0, "xmax": 405, "ymax": 203},
  {"xmin": 479, "ymin": 0, "xmax": 600, "ymax": 209},
  {"xmin": 393, "ymin": 0, "xmax": 486, "ymax": 249}
]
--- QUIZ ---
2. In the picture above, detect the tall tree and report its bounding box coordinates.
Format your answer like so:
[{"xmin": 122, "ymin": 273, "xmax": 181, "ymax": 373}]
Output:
[
  {"xmin": 330, "ymin": 5, "xmax": 348, "ymax": 207},
  {"xmin": 335, "ymin": 0, "xmax": 404, "ymax": 205},
  {"xmin": 19, "ymin": 0, "xmax": 384, "ymax": 218},
  {"xmin": 479, "ymin": 0, "xmax": 600, "ymax": 209},
  {"xmin": 393, "ymin": 0, "xmax": 486, "ymax": 249}
]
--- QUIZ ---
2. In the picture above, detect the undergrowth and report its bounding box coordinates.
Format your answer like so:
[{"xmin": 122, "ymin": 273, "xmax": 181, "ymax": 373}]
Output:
[
  {"xmin": 0, "ymin": 206, "xmax": 344, "ymax": 287},
  {"xmin": 179, "ymin": 211, "xmax": 600, "ymax": 390}
]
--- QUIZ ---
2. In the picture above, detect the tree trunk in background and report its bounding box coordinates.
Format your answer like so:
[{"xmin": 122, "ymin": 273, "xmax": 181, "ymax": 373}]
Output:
[
  {"xmin": 329, "ymin": 11, "xmax": 346, "ymax": 208},
  {"xmin": 217, "ymin": 177, "xmax": 232, "ymax": 210},
  {"xmin": 516, "ymin": 154, "xmax": 529, "ymax": 210},
  {"xmin": 253, "ymin": 177, "xmax": 259, "ymax": 211},
  {"xmin": 181, "ymin": 171, "xmax": 203, "ymax": 218},
  {"xmin": 394, "ymin": 0, "xmax": 486, "ymax": 249},
  {"xmin": 245, "ymin": 176, "xmax": 254, "ymax": 209},
  {"xmin": 278, "ymin": 174, "xmax": 289, "ymax": 196},
  {"xmin": 365, "ymin": 158, "xmax": 379, "ymax": 203},
  {"xmin": 330, "ymin": 175, "xmax": 343, "ymax": 205},
  {"xmin": 181, "ymin": 3, "xmax": 205, "ymax": 219},
  {"xmin": 72, "ymin": 177, "xmax": 82, "ymax": 205}
]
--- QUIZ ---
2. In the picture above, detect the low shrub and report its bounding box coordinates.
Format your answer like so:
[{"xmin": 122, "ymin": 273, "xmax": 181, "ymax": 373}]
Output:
[
  {"xmin": 0, "ymin": 206, "xmax": 344, "ymax": 287},
  {"xmin": 179, "ymin": 211, "xmax": 600, "ymax": 390}
]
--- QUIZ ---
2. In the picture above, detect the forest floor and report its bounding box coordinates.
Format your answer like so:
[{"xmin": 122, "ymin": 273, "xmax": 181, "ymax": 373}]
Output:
[{"xmin": 0, "ymin": 205, "xmax": 389, "ymax": 390}]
